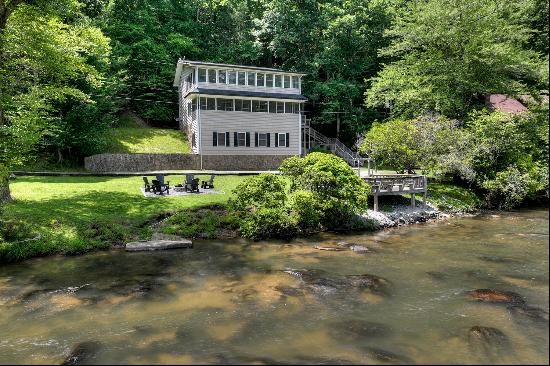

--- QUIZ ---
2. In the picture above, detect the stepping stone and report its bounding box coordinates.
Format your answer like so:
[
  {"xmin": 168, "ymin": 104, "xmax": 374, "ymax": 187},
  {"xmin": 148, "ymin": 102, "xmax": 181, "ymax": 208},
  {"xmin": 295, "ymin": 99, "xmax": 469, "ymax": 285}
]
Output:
[{"xmin": 125, "ymin": 239, "xmax": 193, "ymax": 252}]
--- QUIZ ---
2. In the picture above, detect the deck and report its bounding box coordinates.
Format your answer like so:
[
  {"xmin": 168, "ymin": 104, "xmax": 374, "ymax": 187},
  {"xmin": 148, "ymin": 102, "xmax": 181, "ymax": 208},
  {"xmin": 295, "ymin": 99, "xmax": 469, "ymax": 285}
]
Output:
[{"xmin": 363, "ymin": 174, "xmax": 428, "ymax": 211}]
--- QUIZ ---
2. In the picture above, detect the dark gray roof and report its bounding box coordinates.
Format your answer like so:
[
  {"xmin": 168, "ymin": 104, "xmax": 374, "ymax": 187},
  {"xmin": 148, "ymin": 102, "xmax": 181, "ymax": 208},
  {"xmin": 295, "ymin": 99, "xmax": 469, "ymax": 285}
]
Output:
[{"xmin": 185, "ymin": 88, "xmax": 307, "ymax": 101}]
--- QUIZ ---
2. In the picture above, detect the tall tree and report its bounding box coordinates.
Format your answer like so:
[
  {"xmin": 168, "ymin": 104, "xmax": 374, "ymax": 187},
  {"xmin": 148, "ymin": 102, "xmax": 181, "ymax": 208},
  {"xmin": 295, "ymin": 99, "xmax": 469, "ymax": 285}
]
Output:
[
  {"xmin": 0, "ymin": 1, "xmax": 109, "ymax": 201},
  {"xmin": 365, "ymin": 0, "xmax": 546, "ymax": 118}
]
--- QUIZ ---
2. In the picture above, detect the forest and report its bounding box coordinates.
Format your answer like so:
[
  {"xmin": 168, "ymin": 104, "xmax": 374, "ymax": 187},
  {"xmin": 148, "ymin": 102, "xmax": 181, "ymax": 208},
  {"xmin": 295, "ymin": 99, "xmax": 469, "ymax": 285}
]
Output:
[{"xmin": 0, "ymin": 0, "xmax": 548, "ymax": 208}]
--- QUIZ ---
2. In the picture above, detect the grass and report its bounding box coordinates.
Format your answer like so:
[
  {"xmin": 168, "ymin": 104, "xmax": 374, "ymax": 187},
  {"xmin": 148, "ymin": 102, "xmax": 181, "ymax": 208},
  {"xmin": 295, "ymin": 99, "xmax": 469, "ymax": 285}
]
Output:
[
  {"xmin": 105, "ymin": 127, "xmax": 191, "ymax": 154},
  {"xmin": 427, "ymin": 182, "xmax": 482, "ymax": 212},
  {"xmin": 1, "ymin": 175, "xmax": 246, "ymax": 262}
]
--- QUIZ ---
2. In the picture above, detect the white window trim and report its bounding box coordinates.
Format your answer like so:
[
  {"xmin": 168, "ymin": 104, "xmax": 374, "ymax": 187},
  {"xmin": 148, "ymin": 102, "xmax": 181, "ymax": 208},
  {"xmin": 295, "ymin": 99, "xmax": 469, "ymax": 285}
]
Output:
[
  {"xmin": 258, "ymin": 132, "xmax": 268, "ymax": 147},
  {"xmin": 277, "ymin": 132, "xmax": 287, "ymax": 147},
  {"xmin": 217, "ymin": 132, "xmax": 226, "ymax": 147},
  {"xmin": 237, "ymin": 131, "xmax": 246, "ymax": 147}
]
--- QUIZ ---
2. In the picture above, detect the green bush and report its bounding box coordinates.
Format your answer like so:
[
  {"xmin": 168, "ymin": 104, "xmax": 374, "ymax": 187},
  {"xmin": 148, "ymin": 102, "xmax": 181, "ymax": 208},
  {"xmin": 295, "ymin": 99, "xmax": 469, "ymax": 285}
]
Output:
[
  {"xmin": 287, "ymin": 191, "xmax": 322, "ymax": 231},
  {"xmin": 281, "ymin": 152, "xmax": 370, "ymax": 228},
  {"xmin": 229, "ymin": 173, "xmax": 287, "ymax": 212},
  {"xmin": 239, "ymin": 207, "xmax": 298, "ymax": 240},
  {"xmin": 230, "ymin": 154, "xmax": 372, "ymax": 239}
]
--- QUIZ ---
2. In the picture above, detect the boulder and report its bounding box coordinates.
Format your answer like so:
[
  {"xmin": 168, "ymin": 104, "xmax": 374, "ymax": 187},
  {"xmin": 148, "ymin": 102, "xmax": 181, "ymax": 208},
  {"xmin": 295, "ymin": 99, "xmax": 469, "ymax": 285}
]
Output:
[
  {"xmin": 467, "ymin": 326, "xmax": 509, "ymax": 359},
  {"xmin": 466, "ymin": 289, "xmax": 525, "ymax": 305},
  {"xmin": 508, "ymin": 305, "xmax": 549, "ymax": 325},
  {"xmin": 62, "ymin": 341, "xmax": 102, "ymax": 365},
  {"xmin": 125, "ymin": 239, "xmax": 192, "ymax": 252},
  {"xmin": 362, "ymin": 347, "xmax": 414, "ymax": 364},
  {"xmin": 329, "ymin": 320, "xmax": 390, "ymax": 341}
]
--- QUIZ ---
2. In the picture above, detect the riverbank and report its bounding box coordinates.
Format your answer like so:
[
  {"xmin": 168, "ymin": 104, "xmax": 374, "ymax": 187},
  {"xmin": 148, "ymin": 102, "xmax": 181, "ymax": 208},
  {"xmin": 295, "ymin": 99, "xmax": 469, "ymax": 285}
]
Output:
[{"xmin": 1, "ymin": 175, "xmax": 481, "ymax": 263}]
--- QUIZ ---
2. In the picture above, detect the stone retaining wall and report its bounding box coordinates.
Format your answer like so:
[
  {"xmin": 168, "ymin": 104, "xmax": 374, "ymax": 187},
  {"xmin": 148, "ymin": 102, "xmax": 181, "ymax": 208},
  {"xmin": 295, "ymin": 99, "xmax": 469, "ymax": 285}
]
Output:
[{"xmin": 84, "ymin": 153, "xmax": 292, "ymax": 172}]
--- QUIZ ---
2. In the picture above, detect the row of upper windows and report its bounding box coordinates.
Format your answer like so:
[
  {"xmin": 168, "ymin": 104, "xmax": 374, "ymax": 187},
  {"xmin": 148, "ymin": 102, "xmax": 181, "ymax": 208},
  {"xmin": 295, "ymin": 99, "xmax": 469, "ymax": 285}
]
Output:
[
  {"xmin": 193, "ymin": 97, "xmax": 301, "ymax": 114},
  {"xmin": 192, "ymin": 68, "xmax": 299, "ymax": 89}
]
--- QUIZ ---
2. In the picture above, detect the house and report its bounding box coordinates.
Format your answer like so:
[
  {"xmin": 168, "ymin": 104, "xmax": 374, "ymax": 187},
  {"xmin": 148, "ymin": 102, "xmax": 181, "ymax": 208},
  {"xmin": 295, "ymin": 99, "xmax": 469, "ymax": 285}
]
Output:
[{"xmin": 173, "ymin": 60, "xmax": 307, "ymax": 168}]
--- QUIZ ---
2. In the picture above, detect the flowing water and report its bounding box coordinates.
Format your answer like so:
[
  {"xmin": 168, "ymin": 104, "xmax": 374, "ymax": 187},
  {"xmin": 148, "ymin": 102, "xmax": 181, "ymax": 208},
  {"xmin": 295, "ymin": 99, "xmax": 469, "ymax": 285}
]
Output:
[{"xmin": 0, "ymin": 209, "xmax": 548, "ymax": 365}]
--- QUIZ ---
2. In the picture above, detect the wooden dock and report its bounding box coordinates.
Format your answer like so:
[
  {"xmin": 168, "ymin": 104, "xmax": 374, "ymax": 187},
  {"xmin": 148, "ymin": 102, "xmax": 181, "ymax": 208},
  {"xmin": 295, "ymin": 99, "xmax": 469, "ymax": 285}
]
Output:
[{"xmin": 363, "ymin": 174, "xmax": 428, "ymax": 211}]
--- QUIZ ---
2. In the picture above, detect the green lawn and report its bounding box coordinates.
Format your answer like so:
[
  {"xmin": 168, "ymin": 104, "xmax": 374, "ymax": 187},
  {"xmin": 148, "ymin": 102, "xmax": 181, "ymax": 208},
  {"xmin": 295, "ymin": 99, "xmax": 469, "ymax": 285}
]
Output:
[
  {"xmin": 1, "ymin": 175, "xmax": 246, "ymax": 262},
  {"xmin": 105, "ymin": 127, "xmax": 191, "ymax": 153}
]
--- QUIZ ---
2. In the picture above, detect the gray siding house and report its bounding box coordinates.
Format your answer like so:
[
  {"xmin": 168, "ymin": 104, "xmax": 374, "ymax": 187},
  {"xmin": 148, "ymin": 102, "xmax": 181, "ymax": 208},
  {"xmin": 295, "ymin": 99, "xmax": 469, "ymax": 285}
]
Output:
[{"xmin": 173, "ymin": 60, "xmax": 307, "ymax": 165}]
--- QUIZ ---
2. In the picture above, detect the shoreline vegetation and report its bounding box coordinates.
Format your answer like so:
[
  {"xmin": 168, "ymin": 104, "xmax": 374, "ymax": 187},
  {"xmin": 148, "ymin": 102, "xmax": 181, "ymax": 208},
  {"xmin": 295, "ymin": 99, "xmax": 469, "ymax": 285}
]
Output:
[{"xmin": 0, "ymin": 169, "xmax": 483, "ymax": 264}]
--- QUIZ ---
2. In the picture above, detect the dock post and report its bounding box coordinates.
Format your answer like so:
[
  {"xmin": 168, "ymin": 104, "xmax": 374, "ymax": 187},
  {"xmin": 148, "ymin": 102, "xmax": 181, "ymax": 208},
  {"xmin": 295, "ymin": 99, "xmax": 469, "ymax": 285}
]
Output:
[
  {"xmin": 411, "ymin": 193, "xmax": 416, "ymax": 209},
  {"xmin": 423, "ymin": 176, "xmax": 428, "ymax": 208},
  {"xmin": 374, "ymin": 194, "xmax": 379, "ymax": 212}
]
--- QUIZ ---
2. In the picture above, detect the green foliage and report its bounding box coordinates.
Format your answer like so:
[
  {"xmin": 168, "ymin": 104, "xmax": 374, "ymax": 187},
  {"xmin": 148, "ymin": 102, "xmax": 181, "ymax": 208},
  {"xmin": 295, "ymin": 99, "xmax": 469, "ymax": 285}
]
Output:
[
  {"xmin": 160, "ymin": 205, "xmax": 239, "ymax": 239},
  {"xmin": 365, "ymin": 0, "xmax": 546, "ymax": 118},
  {"xmin": 287, "ymin": 190, "xmax": 322, "ymax": 231},
  {"xmin": 360, "ymin": 115, "xmax": 467, "ymax": 175},
  {"xmin": 229, "ymin": 173, "xmax": 287, "ymax": 213},
  {"xmin": 280, "ymin": 152, "xmax": 370, "ymax": 227},
  {"xmin": 0, "ymin": 1, "xmax": 111, "ymax": 182},
  {"xmin": 427, "ymin": 182, "xmax": 482, "ymax": 213},
  {"xmin": 360, "ymin": 119, "xmax": 421, "ymax": 173},
  {"xmin": 239, "ymin": 207, "xmax": 298, "ymax": 240}
]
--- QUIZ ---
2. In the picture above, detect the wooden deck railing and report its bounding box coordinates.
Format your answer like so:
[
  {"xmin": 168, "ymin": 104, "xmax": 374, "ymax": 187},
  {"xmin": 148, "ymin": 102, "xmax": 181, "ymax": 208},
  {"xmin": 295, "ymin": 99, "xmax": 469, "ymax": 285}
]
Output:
[{"xmin": 363, "ymin": 174, "xmax": 428, "ymax": 211}]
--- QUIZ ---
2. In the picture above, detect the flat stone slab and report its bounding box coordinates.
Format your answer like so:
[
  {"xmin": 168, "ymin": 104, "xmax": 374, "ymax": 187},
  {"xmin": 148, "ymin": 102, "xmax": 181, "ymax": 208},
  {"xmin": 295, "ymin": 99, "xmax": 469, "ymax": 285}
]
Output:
[{"xmin": 126, "ymin": 239, "xmax": 193, "ymax": 252}]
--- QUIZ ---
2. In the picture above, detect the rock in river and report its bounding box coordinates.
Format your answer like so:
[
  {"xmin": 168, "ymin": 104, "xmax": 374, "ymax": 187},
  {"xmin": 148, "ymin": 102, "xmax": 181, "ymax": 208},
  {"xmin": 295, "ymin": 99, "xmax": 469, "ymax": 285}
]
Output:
[
  {"xmin": 466, "ymin": 289, "xmax": 525, "ymax": 305},
  {"xmin": 62, "ymin": 341, "xmax": 102, "ymax": 365},
  {"xmin": 467, "ymin": 326, "xmax": 510, "ymax": 359},
  {"xmin": 508, "ymin": 305, "xmax": 549, "ymax": 326},
  {"xmin": 283, "ymin": 269, "xmax": 392, "ymax": 296},
  {"xmin": 362, "ymin": 347, "xmax": 414, "ymax": 364},
  {"xmin": 329, "ymin": 320, "xmax": 390, "ymax": 341}
]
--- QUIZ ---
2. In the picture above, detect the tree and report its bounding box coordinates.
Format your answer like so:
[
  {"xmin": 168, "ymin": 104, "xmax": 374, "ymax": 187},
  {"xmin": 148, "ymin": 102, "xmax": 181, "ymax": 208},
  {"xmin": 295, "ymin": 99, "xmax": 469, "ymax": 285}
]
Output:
[
  {"xmin": 365, "ymin": 0, "xmax": 546, "ymax": 118},
  {"xmin": 0, "ymin": 1, "xmax": 110, "ymax": 201}
]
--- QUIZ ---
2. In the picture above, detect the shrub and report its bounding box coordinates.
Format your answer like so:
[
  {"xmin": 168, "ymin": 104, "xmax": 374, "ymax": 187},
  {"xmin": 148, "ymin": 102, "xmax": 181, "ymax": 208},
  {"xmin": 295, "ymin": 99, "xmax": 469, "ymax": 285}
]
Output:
[
  {"xmin": 239, "ymin": 207, "xmax": 298, "ymax": 240},
  {"xmin": 287, "ymin": 191, "xmax": 322, "ymax": 231},
  {"xmin": 229, "ymin": 173, "xmax": 287, "ymax": 212},
  {"xmin": 280, "ymin": 152, "xmax": 370, "ymax": 228}
]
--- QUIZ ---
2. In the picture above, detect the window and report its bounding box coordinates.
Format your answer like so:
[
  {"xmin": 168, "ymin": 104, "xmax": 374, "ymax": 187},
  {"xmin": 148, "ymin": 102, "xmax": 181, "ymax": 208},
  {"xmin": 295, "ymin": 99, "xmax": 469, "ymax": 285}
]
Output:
[
  {"xmin": 198, "ymin": 68, "xmax": 207, "ymax": 82},
  {"xmin": 268, "ymin": 101, "xmax": 277, "ymax": 113},
  {"xmin": 233, "ymin": 132, "xmax": 250, "ymax": 147},
  {"xmin": 275, "ymin": 74, "xmax": 282, "ymax": 88},
  {"xmin": 238, "ymin": 72, "xmax": 246, "ymax": 85},
  {"xmin": 228, "ymin": 71, "xmax": 237, "ymax": 84},
  {"xmin": 217, "ymin": 98, "xmax": 234, "ymax": 111},
  {"xmin": 257, "ymin": 133, "xmax": 268, "ymax": 147},
  {"xmin": 287, "ymin": 102, "xmax": 300, "ymax": 114},
  {"xmin": 247, "ymin": 72, "xmax": 255, "ymax": 86},
  {"xmin": 257, "ymin": 73, "xmax": 265, "ymax": 87},
  {"xmin": 276, "ymin": 132, "xmax": 289, "ymax": 147},
  {"xmin": 213, "ymin": 132, "xmax": 229, "ymax": 147},
  {"xmin": 266, "ymin": 74, "xmax": 273, "ymax": 87},
  {"xmin": 284, "ymin": 75, "xmax": 291, "ymax": 88},
  {"xmin": 200, "ymin": 97, "xmax": 215, "ymax": 110},
  {"xmin": 238, "ymin": 132, "xmax": 246, "ymax": 146},
  {"xmin": 252, "ymin": 100, "xmax": 268, "ymax": 112},
  {"xmin": 278, "ymin": 133, "xmax": 286, "ymax": 147},
  {"xmin": 207, "ymin": 69, "xmax": 216, "ymax": 83},
  {"xmin": 235, "ymin": 99, "xmax": 251, "ymax": 112},
  {"xmin": 218, "ymin": 70, "xmax": 226, "ymax": 84}
]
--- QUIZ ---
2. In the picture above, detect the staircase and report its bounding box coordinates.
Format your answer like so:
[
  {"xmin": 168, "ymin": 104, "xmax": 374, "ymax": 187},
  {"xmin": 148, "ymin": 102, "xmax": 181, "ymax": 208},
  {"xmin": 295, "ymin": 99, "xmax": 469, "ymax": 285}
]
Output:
[{"xmin": 301, "ymin": 122, "xmax": 368, "ymax": 167}]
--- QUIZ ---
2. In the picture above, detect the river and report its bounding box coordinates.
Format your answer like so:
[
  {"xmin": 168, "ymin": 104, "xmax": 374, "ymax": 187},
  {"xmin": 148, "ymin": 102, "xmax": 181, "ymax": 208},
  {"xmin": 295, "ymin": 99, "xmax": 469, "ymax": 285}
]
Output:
[{"xmin": 0, "ymin": 209, "xmax": 548, "ymax": 364}]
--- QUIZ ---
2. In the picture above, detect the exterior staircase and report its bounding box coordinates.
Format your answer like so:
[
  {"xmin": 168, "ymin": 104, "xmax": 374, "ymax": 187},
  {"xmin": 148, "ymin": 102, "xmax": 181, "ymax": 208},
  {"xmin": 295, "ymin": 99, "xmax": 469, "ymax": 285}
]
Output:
[{"xmin": 301, "ymin": 121, "xmax": 369, "ymax": 168}]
